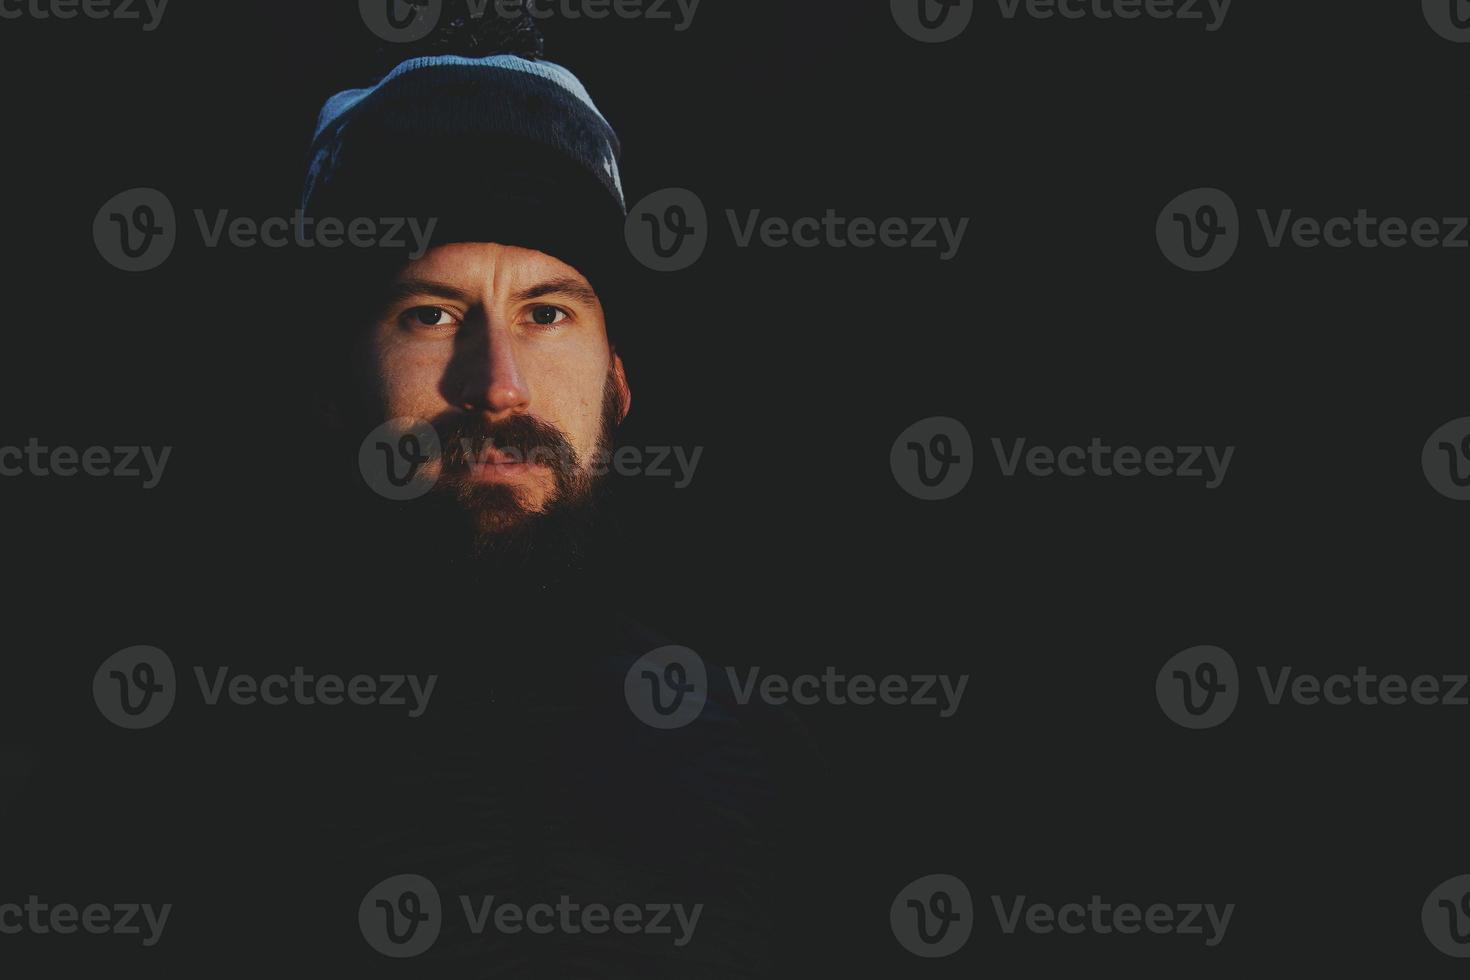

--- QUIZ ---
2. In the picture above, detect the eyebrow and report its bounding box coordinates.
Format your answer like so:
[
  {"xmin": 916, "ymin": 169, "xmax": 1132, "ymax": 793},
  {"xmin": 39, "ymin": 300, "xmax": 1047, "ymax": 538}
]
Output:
[
  {"xmin": 382, "ymin": 278, "xmax": 475, "ymax": 307},
  {"xmin": 511, "ymin": 277, "xmax": 601, "ymax": 307},
  {"xmin": 382, "ymin": 276, "xmax": 600, "ymax": 308}
]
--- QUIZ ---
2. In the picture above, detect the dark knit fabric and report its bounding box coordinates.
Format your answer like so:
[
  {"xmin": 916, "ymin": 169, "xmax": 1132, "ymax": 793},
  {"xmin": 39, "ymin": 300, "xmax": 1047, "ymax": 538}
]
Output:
[{"xmin": 302, "ymin": 56, "xmax": 628, "ymax": 296}]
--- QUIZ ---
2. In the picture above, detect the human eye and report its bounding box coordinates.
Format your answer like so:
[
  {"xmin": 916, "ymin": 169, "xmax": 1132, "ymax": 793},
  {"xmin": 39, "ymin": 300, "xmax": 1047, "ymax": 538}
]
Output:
[
  {"xmin": 524, "ymin": 304, "xmax": 571, "ymax": 328},
  {"xmin": 400, "ymin": 305, "xmax": 461, "ymax": 331}
]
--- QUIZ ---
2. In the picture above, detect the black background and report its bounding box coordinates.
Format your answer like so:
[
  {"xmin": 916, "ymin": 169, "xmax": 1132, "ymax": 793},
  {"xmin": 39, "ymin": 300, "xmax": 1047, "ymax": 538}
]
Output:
[{"xmin": 2, "ymin": 0, "xmax": 1468, "ymax": 974}]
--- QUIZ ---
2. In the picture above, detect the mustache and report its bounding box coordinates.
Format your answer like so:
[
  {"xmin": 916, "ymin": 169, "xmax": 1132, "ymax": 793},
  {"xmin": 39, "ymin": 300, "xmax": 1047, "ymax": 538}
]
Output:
[{"xmin": 432, "ymin": 412, "xmax": 580, "ymax": 473}]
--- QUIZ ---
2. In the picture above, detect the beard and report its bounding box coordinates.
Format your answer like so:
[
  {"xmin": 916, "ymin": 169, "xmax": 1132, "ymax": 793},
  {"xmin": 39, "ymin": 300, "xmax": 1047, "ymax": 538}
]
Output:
[
  {"xmin": 335, "ymin": 364, "xmax": 626, "ymax": 593},
  {"xmin": 391, "ymin": 368, "xmax": 624, "ymax": 580}
]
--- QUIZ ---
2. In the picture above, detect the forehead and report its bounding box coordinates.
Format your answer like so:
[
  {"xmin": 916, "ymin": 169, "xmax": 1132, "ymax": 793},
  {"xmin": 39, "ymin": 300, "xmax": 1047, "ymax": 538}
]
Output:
[{"xmin": 395, "ymin": 242, "xmax": 592, "ymax": 294}]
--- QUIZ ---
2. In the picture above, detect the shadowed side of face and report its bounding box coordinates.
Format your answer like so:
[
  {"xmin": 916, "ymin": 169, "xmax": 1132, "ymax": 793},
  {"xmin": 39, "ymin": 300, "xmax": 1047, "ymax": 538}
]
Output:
[{"xmin": 358, "ymin": 242, "xmax": 632, "ymax": 543}]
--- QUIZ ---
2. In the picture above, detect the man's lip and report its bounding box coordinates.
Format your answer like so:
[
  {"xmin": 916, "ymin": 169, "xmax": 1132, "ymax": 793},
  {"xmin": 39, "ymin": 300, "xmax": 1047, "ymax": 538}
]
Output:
[{"xmin": 463, "ymin": 456, "xmax": 547, "ymax": 480}]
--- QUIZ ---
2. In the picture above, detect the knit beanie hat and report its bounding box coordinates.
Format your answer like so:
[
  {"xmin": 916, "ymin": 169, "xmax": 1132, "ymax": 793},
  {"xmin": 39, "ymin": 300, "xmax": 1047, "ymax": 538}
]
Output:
[{"xmin": 300, "ymin": 14, "xmax": 628, "ymax": 303}]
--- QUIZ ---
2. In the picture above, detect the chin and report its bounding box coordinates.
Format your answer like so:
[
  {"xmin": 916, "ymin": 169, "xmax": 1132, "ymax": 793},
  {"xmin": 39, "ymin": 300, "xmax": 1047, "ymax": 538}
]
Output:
[{"xmin": 470, "ymin": 504, "xmax": 543, "ymax": 536}]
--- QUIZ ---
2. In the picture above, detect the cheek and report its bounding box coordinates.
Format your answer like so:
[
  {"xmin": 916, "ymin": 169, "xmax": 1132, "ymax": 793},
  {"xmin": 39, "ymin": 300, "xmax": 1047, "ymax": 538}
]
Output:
[
  {"xmin": 374, "ymin": 337, "xmax": 452, "ymax": 418},
  {"xmin": 523, "ymin": 351, "xmax": 609, "ymax": 455}
]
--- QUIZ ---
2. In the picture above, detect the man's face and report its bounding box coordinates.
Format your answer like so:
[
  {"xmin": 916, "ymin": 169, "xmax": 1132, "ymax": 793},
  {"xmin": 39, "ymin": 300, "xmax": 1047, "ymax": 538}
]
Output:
[{"xmin": 359, "ymin": 242, "xmax": 631, "ymax": 541}]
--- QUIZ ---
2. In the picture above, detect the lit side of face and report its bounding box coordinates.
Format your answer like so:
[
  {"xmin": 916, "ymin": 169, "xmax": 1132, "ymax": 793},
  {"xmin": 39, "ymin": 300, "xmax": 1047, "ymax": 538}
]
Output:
[{"xmin": 363, "ymin": 242, "xmax": 632, "ymax": 516}]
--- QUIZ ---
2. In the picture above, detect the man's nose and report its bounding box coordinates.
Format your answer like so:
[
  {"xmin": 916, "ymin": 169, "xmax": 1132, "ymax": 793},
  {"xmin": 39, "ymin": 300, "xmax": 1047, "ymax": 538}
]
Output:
[{"xmin": 450, "ymin": 320, "xmax": 531, "ymax": 417}]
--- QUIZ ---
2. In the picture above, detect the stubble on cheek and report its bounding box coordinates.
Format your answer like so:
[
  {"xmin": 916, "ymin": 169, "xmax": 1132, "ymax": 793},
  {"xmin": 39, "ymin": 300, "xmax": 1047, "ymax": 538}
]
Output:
[{"xmin": 381, "ymin": 341, "xmax": 451, "ymax": 418}]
